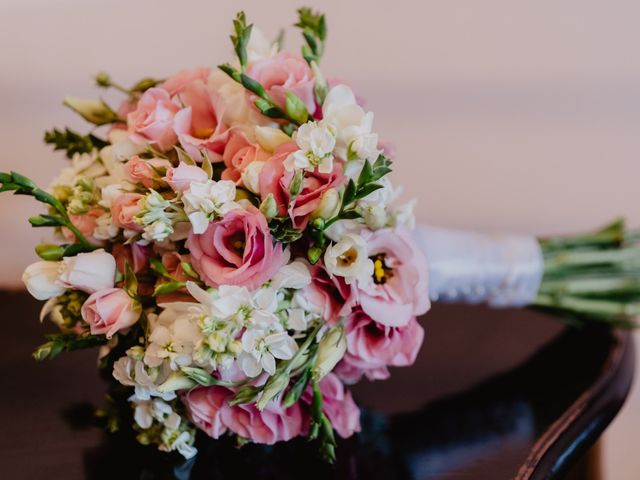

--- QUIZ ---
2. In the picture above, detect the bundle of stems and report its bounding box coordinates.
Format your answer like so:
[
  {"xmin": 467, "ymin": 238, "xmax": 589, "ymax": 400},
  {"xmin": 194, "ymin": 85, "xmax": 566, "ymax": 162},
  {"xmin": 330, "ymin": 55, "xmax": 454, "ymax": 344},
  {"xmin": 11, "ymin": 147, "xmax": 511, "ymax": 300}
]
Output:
[{"xmin": 533, "ymin": 219, "xmax": 640, "ymax": 327}]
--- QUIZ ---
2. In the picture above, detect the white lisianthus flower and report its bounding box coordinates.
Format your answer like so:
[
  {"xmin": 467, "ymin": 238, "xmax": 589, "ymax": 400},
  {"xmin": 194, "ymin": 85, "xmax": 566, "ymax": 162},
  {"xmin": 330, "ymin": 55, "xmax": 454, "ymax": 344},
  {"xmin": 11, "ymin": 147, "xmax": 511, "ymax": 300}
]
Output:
[
  {"xmin": 323, "ymin": 84, "xmax": 380, "ymax": 161},
  {"xmin": 324, "ymin": 233, "xmax": 374, "ymax": 284},
  {"xmin": 238, "ymin": 328, "xmax": 298, "ymax": 377},
  {"xmin": 284, "ymin": 121, "xmax": 335, "ymax": 174},
  {"xmin": 22, "ymin": 261, "xmax": 66, "ymax": 300},
  {"xmin": 313, "ymin": 324, "xmax": 347, "ymax": 380},
  {"xmin": 57, "ymin": 249, "xmax": 116, "ymax": 293},
  {"xmin": 182, "ymin": 180, "xmax": 239, "ymax": 234},
  {"xmin": 240, "ymin": 160, "xmax": 265, "ymax": 194}
]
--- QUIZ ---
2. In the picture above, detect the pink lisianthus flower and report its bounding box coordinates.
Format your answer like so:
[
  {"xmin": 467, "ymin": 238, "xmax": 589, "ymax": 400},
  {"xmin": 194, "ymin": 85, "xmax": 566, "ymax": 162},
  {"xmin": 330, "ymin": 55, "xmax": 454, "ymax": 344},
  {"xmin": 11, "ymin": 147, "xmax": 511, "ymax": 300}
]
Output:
[
  {"xmin": 259, "ymin": 143, "xmax": 346, "ymax": 230},
  {"xmin": 352, "ymin": 228, "xmax": 430, "ymax": 328},
  {"xmin": 221, "ymin": 130, "xmax": 269, "ymax": 184},
  {"xmin": 184, "ymin": 386, "xmax": 304, "ymax": 444},
  {"xmin": 335, "ymin": 306, "xmax": 424, "ymax": 383},
  {"xmin": 302, "ymin": 263, "xmax": 353, "ymax": 324},
  {"xmin": 81, "ymin": 288, "xmax": 141, "ymax": 339},
  {"xmin": 247, "ymin": 51, "xmax": 316, "ymax": 116},
  {"xmin": 110, "ymin": 193, "xmax": 144, "ymax": 231},
  {"xmin": 162, "ymin": 67, "xmax": 211, "ymax": 96},
  {"xmin": 186, "ymin": 206, "xmax": 284, "ymax": 290},
  {"xmin": 301, "ymin": 373, "xmax": 361, "ymax": 438},
  {"xmin": 127, "ymin": 88, "xmax": 181, "ymax": 151},
  {"xmin": 163, "ymin": 162, "xmax": 208, "ymax": 192},
  {"xmin": 173, "ymin": 78, "xmax": 229, "ymax": 162}
]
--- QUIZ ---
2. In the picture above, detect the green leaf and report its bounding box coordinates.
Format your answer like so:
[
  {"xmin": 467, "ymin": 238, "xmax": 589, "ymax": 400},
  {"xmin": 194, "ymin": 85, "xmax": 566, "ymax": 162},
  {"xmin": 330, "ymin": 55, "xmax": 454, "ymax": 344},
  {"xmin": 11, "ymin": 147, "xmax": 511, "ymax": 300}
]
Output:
[
  {"xmin": 295, "ymin": 8, "xmax": 327, "ymax": 64},
  {"xmin": 283, "ymin": 367, "xmax": 311, "ymax": 408},
  {"xmin": 370, "ymin": 154, "xmax": 393, "ymax": 182},
  {"xmin": 130, "ymin": 77, "xmax": 162, "ymax": 93},
  {"xmin": 357, "ymin": 159, "xmax": 373, "ymax": 186},
  {"xmin": 355, "ymin": 182, "xmax": 384, "ymax": 201},
  {"xmin": 285, "ymin": 92, "xmax": 309, "ymax": 124},
  {"xmin": 180, "ymin": 262, "xmax": 200, "ymax": 280},
  {"xmin": 218, "ymin": 63, "xmax": 242, "ymax": 83},
  {"xmin": 149, "ymin": 257, "xmax": 168, "ymax": 276},
  {"xmin": 174, "ymin": 146, "xmax": 196, "ymax": 166},
  {"xmin": 124, "ymin": 260, "xmax": 139, "ymax": 298},
  {"xmin": 44, "ymin": 128, "xmax": 107, "ymax": 158},
  {"xmin": 229, "ymin": 385, "xmax": 262, "ymax": 406},
  {"xmin": 33, "ymin": 333, "xmax": 107, "ymax": 361},
  {"xmin": 153, "ymin": 281, "xmax": 186, "ymax": 297},
  {"xmin": 240, "ymin": 73, "xmax": 267, "ymax": 97},
  {"xmin": 230, "ymin": 11, "xmax": 253, "ymax": 70},
  {"xmin": 307, "ymin": 246, "xmax": 323, "ymax": 265},
  {"xmin": 202, "ymin": 151, "xmax": 214, "ymax": 179},
  {"xmin": 342, "ymin": 179, "xmax": 357, "ymax": 206},
  {"xmin": 254, "ymin": 99, "xmax": 287, "ymax": 119}
]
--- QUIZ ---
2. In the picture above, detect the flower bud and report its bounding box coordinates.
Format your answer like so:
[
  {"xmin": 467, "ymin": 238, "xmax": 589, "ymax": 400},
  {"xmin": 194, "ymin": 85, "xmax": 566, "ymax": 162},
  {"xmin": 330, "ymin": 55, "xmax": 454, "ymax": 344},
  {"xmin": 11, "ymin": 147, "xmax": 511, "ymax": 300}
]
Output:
[
  {"xmin": 313, "ymin": 325, "xmax": 347, "ymax": 380},
  {"xmin": 255, "ymin": 126, "xmax": 291, "ymax": 153},
  {"xmin": 63, "ymin": 97, "xmax": 120, "ymax": 126},
  {"xmin": 311, "ymin": 188, "xmax": 340, "ymax": 220},
  {"xmin": 259, "ymin": 193, "xmax": 278, "ymax": 220},
  {"xmin": 257, "ymin": 372, "xmax": 290, "ymax": 410},
  {"xmin": 241, "ymin": 160, "xmax": 265, "ymax": 194},
  {"xmin": 157, "ymin": 371, "xmax": 197, "ymax": 393},
  {"xmin": 22, "ymin": 261, "xmax": 66, "ymax": 300},
  {"xmin": 57, "ymin": 249, "xmax": 116, "ymax": 294}
]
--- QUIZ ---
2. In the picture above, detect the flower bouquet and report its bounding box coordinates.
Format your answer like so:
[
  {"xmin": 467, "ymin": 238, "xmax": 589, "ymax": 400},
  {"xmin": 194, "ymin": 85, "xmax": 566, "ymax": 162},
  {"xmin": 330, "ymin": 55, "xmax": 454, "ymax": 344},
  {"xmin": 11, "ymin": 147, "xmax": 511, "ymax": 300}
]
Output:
[{"xmin": 3, "ymin": 8, "xmax": 638, "ymax": 464}]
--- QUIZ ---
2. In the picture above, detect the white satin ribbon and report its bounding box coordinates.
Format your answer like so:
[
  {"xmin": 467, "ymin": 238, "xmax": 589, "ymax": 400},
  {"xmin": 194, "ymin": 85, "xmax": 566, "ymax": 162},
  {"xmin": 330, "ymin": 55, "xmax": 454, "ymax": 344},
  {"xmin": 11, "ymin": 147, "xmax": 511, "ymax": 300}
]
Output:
[{"xmin": 413, "ymin": 225, "xmax": 544, "ymax": 307}]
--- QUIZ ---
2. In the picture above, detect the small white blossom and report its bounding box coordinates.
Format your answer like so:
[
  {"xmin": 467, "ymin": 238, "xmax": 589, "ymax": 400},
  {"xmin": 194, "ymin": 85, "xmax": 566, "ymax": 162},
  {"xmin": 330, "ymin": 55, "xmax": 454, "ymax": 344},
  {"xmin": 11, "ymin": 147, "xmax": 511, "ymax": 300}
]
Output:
[
  {"xmin": 113, "ymin": 353, "xmax": 176, "ymax": 402},
  {"xmin": 93, "ymin": 212, "xmax": 119, "ymax": 240},
  {"xmin": 238, "ymin": 328, "xmax": 298, "ymax": 377},
  {"xmin": 284, "ymin": 121, "xmax": 335, "ymax": 174},
  {"xmin": 182, "ymin": 180, "xmax": 239, "ymax": 234},
  {"xmin": 324, "ymin": 233, "xmax": 374, "ymax": 284}
]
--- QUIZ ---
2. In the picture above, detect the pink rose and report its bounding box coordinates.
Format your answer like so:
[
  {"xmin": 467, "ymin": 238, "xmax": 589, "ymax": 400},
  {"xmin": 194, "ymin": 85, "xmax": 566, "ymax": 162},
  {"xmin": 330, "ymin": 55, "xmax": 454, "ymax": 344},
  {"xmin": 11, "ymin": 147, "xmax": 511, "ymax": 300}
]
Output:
[
  {"xmin": 247, "ymin": 51, "xmax": 316, "ymax": 115},
  {"xmin": 353, "ymin": 228, "xmax": 430, "ymax": 328},
  {"xmin": 187, "ymin": 206, "xmax": 285, "ymax": 290},
  {"xmin": 172, "ymin": 79, "xmax": 229, "ymax": 162},
  {"xmin": 112, "ymin": 243, "xmax": 151, "ymax": 274},
  {"xmin": 163, "ymin": 162, "xmax": 209, "ymax": 192},
  {"xmin": 335, "ymin": 307, "xmax": 424, "ymax": 383},
  {"xmin": 303, "ymin": 263, "xmax": 353, "ymax": 324},
  {"xmin": 123, "ymin": 155, "xmax": 172, "ymax": 188},
  {"xmin": 259, "ymin": 143, "xmax": 346, "ymax": 230},
  {"xmin": 221, "ymin": 130, "xmax": 269, "ymax": 184},
  {"xmin": 162, "ymin": 67, "xmax": 210, "ymax": 96},
  {"xmin": 81, "ymin": 288, "xmax": 141, "ymax": 339},
  {"xmin": 127, "ymin": 88, "xmax": 181, "ymax": 151},
  {"xmin": 302, "ymin": 373, "xmax": 361, "ymax": 438},
  {"xmin": 184, "ymin": 386, "xmax": 304, "ymax": 444},
  {"xmin": 110, "ymin": 193, "xmax": 143, "ymax": 231},
  {"xmin": 62, "ymin": 209, "xmax": 103, "ymax": 245}
]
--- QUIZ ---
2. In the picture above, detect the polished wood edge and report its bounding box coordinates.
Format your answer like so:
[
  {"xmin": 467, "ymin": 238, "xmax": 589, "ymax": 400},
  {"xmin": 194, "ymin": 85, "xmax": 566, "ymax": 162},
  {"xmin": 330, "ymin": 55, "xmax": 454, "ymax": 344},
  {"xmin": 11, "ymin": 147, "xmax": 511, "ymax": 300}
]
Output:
[{"xmin": 516, "ymin": 330, "xmax": 635, "ymax": 480}]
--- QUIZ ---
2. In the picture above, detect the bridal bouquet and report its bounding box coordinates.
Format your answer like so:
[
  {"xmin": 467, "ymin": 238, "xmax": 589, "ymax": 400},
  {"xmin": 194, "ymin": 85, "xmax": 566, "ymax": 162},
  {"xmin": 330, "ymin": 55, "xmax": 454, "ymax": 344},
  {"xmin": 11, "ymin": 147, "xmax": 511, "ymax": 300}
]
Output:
[{"xmin": 3, "ymin": 8, "xmax": 638, "ymax": 464}]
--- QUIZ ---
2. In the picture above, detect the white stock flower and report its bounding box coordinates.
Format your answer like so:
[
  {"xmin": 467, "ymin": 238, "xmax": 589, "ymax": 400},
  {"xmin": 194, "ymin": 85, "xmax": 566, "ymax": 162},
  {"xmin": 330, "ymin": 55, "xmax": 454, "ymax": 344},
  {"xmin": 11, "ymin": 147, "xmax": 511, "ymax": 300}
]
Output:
[
  {"xmin": 238, "ymin": 328, "xmax": 298, "ymax": 377},
  {"xmin": 182, "ymin": 180, "xmax": 239, "ymax": 234},
  {"xmin": 284, "ymin": 121, "xmax": 335, "ymax": 174},
  {"xmin": 113, "ymin": 353, "xmax": 176, "ymax": 401},
  {"xmin": 324, "ymin": 233, "xmax": 374, "ymax": 284},
  {"xmin": 135, "ymin": 190, "xmax": 176, "ymax": 241},
  {"xmin": 323, "ymin": 85, "xmax": 380, "ymax": 161},
  {"xmin": 49, "ymin": 152, "xmax": 106, "ymax": 190},
  {"xmin": 108, "ymin": 129, "xmax": 146, "ymax": 161},
  {"xmin": 22, "ymin": 261, "xmax": 66, "ymax": 300},
  {"xmin": 144, "ymin": 306, "xmax": 202, "ymax": 370},
  {"xmin": 93, "ymin": 212, "xmax": 119, "ymax": 240}
]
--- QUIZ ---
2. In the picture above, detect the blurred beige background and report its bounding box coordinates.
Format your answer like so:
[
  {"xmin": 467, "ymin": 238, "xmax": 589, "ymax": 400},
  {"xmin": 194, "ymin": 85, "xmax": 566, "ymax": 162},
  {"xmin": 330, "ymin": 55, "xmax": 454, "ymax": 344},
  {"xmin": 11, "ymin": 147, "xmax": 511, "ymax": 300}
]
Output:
[{"xmin": 0, "ymin": 0, "xmax": 638, "ymax": 476}]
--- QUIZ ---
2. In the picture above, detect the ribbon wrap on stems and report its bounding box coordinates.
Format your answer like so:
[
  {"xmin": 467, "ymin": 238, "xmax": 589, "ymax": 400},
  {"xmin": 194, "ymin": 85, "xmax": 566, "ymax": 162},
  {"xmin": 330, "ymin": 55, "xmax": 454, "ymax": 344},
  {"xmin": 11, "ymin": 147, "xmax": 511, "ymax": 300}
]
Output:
[{"xmin": 413, "ymin": 225, "xmax": 544, "ymax": 308}]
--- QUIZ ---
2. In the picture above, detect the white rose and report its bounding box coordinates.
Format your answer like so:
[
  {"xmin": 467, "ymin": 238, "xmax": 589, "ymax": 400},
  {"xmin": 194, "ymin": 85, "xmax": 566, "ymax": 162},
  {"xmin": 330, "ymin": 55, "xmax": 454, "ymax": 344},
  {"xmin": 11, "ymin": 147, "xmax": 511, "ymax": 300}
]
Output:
[
  {"xmin": 22, "ymin": 261, "xmax": 66, "ymax": 300},
  {"xmin": 323, "ymin": 233, "xmax": 374, "ymax": 284},
  {"xmin": 57, "ymin": 249, "xmax": 116, "ymax": 293}
]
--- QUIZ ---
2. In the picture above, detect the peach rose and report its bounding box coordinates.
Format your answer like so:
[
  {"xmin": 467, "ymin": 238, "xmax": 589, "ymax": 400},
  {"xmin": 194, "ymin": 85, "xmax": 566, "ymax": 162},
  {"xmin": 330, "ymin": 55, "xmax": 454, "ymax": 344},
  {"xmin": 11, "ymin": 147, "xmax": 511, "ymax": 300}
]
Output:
[
  {"xmin": 110, "ymin": 193, "xmax": 143, "ymax": 231},
  {"xmin": 163, "ymin": 162, "xmax": 208, "ymax": 192},
  {"xmin": 123, "ymin": 155, "xmax": 172, "ymax": 188},
  {"xmin": 221, "ymin": 130, "xmax": 269, "ymax": 184},
  {"xmin": 127, "ymin": 88, "xmax": 181, "ymax": 151}
]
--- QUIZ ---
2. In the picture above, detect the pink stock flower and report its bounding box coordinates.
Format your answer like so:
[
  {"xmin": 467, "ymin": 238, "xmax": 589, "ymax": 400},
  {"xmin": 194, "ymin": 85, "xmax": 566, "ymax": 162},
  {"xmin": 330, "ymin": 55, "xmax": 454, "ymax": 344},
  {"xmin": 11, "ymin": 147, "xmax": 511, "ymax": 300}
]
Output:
[
  {"xmin": 110, "ymin": 193, "xmax": 144, "ymax": 231},
  {"xmin": 123, "ymin": 155, "xmax": 172, "ymax": 188},
  {"xmin": 335, "ymin": 307, "xmax": 424, "ymax": 383},
  {"xmin": 247, "ymin": 52, "xmax": 316, "ymax": 116},
  {"xmin": 303, "ymin": 263, "xmax": 353, "ymax": 324},
  {"xmin": 162, "ymin": 67, "xmax": 211, "ymax": 96},
  {"xmin": 111, "ymin": 243, "xmax": 151, "ymax": 274},
  {"xmin": 221, "ymin": 130, "xmax": 269, "ymax": 184},
  {"xmin": 259, "ymin": 143, "xmax": 346, "ymax": 230},
  {"xmin": 127, "ymin": 88, "xmax": 181, "ymax": 151},
  {"xmin": 302, "ymin": 373, "xmax": 361, "ymax": 438},
  {"xmin": 81, "ymin": 288, "xmax": 141, "ymax": 339},
  {"xmin": 186, "ymin": 206, "xmax": 285, "ymax": 290},
  {"xmin": 353, "ymin": 228, "xmax": 430, "ymax": 328},
  {"xmin": 172, "ymin": 78, "xmax": 229, "ymax": 162},
  {"xmin": 163, "ymin": 162, "xmax": 209, "ymax": 192},
  {"xmin": 185, "ymin": 386, "xmax": 304, "ymax": 444}
]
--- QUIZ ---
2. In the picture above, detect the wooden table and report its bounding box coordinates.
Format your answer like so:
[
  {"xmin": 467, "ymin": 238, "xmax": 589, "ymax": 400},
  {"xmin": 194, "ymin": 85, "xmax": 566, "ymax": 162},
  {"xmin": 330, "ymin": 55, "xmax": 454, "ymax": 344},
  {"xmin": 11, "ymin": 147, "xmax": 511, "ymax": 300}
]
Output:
[{"xmin": 0, "ymin": 291, "xmax": 633, "ymax": 479}]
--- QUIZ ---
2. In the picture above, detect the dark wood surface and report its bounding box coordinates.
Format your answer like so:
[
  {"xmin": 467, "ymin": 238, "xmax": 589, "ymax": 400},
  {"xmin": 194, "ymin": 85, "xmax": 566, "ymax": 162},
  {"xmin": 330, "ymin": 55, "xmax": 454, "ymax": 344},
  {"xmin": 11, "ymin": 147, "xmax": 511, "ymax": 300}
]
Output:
[{"xmin": 0, "ymin": 290, "xmax": 634, "ymax": 479}]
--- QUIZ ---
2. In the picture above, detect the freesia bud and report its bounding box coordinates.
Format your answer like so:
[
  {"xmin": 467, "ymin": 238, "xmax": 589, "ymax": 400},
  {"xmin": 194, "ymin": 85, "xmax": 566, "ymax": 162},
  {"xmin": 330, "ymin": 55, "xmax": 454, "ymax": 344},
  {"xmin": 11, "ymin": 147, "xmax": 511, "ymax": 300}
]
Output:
[
  {"xmin": 241, "ymin": 160, "xmax": 265, "ymax": 194},
  {"xmin": 22, "ymin": 261, "xmax": 66, "ymax": 300},
  {"xmin": 311, "ymin": 188, "xmax": 340, "ymax": 220},
  {"xmin": 255, "ymin": 126, "xmax": 291, "ymax": 153},
  {"xmin": 63, "ymin": 97, "xmax": 120, "ymax": 126},
  {"xmin": 313, "ymin": 325, "xmax": 347, "ymax": 380},
  {"xmin": 157, "ymin": 371, "xmax": 197, "ymax": 393}
]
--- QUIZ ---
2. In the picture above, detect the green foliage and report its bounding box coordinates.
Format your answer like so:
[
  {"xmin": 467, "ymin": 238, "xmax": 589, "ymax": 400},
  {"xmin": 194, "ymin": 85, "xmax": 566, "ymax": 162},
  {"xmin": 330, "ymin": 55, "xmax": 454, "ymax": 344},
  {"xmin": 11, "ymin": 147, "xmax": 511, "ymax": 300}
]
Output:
[
  {"xmin": 230, "ymin": 11, "xmax": 253, "ymax": 71},
  {"xmin": 33, "ymin": 333, "xmax": 107, "ymax": 361},
  {"xmin": 269, "ymin": 217, "xmax": 304, "ymax": 244},
  {"xmin": 308, "ymin": 378, "xmax": 337, "ymax": 463},
  {"xmin": 295, "ymin": 8, "xmax": 327, "ymax": 65},
  {"xmin": 44, "ymin": 128, "xmax": 107, "ymax": 158}
]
